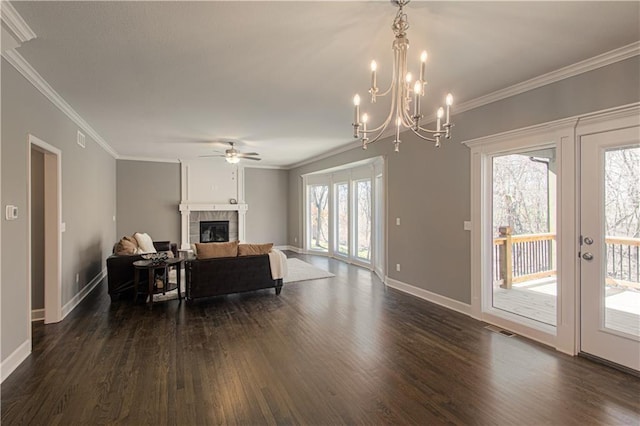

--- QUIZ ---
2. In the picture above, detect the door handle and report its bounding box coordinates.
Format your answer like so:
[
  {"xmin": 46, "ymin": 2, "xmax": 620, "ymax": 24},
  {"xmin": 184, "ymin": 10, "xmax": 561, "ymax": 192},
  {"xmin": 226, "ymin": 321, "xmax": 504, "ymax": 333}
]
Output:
[{"xmin": 582, "ymin": 252, "xmax": 594, "ymax": 261}]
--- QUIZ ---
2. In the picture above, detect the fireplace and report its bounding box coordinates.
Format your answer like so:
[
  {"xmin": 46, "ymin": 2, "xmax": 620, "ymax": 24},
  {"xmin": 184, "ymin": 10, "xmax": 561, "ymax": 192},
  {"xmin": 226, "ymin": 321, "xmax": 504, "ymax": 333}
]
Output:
[{"xmin": 200, "ymin": 221, "xmax": 229, "ymax": 243}]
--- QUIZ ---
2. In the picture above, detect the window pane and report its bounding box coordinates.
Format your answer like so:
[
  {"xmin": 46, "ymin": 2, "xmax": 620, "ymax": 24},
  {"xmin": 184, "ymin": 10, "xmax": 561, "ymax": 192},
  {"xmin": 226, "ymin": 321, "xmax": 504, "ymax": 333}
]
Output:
[
  {"xmin": 336, "ymin": 183, "xmax": 349, "ymax": 255},
  {"xmin": 355, "ymin": 180, "xmax": 371, "ymax": 261},
  {"xmin": 491, "ymin": 149, "xmax": 557, "ymax": 326},
  {"xmin": 604, "ymin": 146, "xmax": 640, "ymax": 337},
  {"xmin": 308, "ymin": 185, "xmax": 329, "ymax": 251}
]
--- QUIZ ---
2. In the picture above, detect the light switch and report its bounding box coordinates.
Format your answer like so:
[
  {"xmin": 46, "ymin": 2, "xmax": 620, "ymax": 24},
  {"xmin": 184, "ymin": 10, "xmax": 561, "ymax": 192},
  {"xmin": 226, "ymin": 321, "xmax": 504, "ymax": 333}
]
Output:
[
  {"xmin": 464, "ymin": 221, "xmax": 472, "ymax": 231},
  {"xmin": 5, "ymin": 205, "xmax": 18, "ymax": 220},
  {"xmin": 396, "ymin": 217, "xmax": 401, "ymax": 226},
  {"xmin": 61, "ymin": 222, "xmax": 66, "ymax": 232}
]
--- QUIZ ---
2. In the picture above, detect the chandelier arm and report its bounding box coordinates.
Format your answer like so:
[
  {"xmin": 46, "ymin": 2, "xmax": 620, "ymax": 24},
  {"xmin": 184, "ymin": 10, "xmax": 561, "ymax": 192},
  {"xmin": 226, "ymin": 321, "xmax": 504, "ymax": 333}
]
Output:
[
  {"xmin": 363, "ymin": 80, "xmax": 399, "ymax": 134},
  {"xmin": 408, "ymin": 126, "xmax": 438, "ymax": 142},
  {"xmin": 416, "ymin": 125, "xmax": 441, "ymax": 134}
]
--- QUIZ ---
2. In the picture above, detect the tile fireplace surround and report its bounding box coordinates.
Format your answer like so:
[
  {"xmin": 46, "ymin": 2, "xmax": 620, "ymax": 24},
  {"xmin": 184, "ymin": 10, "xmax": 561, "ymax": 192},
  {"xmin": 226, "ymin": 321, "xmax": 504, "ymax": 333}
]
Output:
[{"xmin": 179, "ymin": 203, "xmax": 247, "ymax": 250}]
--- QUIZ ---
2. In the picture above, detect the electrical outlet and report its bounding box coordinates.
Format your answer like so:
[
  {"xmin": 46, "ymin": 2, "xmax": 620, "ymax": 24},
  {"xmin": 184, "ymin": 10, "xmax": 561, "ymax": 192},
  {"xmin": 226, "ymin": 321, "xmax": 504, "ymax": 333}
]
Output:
[
  {"xmin": 396, "ymin": 263, "xmax": 401, "ymax": 272},
  {"xmin": 75, "ymin": 273, "xmax": 79, "ymax": 284},
  {"xmin": 294, "ymin": 237, "xmax": 298, "ymax": 243}
]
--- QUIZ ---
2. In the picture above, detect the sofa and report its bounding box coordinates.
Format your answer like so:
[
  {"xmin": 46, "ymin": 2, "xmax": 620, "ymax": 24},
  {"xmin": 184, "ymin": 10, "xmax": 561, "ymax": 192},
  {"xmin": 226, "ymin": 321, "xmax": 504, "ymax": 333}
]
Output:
[
  {"xmin": 106, "ymin": 240, "xmax": 177, "ymax": 301},
  {"xmin": 184, "ymin": 241, "xmax": 285, "ymax": 301}
]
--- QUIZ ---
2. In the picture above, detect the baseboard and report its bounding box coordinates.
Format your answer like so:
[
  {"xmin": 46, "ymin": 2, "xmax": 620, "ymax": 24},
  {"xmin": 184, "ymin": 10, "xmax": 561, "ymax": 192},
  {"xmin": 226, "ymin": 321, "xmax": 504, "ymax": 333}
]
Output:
[
  {"xmin": 385, "ymin": 277, "xmax": 472, "ymax": 316},
  {"xmin": 31, "ymin": 308, "xmax": 45, "ymax": 322},
  {"xmin": 1, "ymin": 339, "xmax": 31, "ymax": 383},
  {"xmin": 276, "ymin": 245, "xmax": 304, "ymax": 254},
  {"xmin": 61, "ymin": 268, "xmax": 106, "ymax": 319}
]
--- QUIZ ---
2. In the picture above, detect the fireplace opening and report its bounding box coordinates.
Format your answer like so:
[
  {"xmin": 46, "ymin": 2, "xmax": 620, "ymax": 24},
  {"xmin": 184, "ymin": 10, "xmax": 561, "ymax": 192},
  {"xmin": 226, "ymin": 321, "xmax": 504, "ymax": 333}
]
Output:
[{"xmin": 200, "ymin": 221, "xmax": 229, "ymax": 243}]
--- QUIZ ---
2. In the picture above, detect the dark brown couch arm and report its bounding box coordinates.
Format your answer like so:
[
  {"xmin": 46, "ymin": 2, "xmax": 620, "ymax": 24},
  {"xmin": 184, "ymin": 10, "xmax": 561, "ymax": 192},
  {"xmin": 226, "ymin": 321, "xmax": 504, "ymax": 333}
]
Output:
[{"xmin": 107, "ymin": 240, "xmax": 178, "ymax": 301}]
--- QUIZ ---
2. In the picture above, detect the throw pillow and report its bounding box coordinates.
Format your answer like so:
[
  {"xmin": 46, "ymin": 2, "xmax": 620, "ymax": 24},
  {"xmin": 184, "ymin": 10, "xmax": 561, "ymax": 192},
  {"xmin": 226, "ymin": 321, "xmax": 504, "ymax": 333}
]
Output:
[
  {"xmin": 195, "ymin": 241, "xmax": 238, "ymax": 259},
  {"xmin": 123, "ymin": 235, "xmax": 141, "ymax": 254},
  {"xmin": 238, "ymin": 243, "xmax": 273, "ymax": 256},
  {"xmin": 114, "ymin": 237, "xmax": 137, "ymax": 255},
  {"xmin": 134, "ymin": 232, "xmax": 157, "ymax": 254}
]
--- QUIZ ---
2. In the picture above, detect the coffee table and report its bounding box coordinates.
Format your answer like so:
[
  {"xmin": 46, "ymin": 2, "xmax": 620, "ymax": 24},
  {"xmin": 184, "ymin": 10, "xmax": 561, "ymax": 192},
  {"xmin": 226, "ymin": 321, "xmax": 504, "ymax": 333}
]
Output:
[{"xmin": 133, "ymin": 257, "xmax": 184, "ymax": 305}]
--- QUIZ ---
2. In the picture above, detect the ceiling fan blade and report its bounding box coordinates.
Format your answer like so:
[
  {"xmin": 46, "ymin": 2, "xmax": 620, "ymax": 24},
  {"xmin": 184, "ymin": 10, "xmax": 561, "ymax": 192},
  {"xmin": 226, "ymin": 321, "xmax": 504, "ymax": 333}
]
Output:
[
  {"xmin": 242, "ymin": 157, "xmax": 261, "ymax": 161},
  {"xmin": 237, "ymin": 152, "xmax": 260, "ymax": 157},
  {"xmin": 198, "ymin": 154, "xmax": 225, "ymax": 158}
]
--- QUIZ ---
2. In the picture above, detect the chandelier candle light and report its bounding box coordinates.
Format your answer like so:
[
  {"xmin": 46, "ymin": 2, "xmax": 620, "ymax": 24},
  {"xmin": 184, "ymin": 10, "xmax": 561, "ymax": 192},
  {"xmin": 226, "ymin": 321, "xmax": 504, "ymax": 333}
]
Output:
[{"xmin": 351, "ymin": 0, "xmax": 454, "ymax": 151}]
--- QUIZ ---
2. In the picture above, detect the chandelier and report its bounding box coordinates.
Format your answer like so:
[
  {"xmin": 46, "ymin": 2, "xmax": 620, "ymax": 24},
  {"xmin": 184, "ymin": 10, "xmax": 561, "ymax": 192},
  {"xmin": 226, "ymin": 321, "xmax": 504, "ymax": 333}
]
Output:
[{"xmin": 351, "ymin": 0, "xmax": 454, "ymax": 152}]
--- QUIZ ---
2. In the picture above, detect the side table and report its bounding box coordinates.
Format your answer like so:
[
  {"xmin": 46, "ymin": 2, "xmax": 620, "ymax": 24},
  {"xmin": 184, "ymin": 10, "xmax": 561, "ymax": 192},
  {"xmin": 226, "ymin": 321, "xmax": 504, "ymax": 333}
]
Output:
[{"xmin": 133, "ymin": 257, "xmax": 184, "ymax": 305}]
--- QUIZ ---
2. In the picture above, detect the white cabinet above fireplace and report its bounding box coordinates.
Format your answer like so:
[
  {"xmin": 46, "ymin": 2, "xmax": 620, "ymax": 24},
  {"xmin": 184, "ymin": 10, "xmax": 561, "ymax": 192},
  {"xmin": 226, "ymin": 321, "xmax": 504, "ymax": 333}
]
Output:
[{"xmin": 178, "ymin": 159, "xmax": 248, "ymax": 249}]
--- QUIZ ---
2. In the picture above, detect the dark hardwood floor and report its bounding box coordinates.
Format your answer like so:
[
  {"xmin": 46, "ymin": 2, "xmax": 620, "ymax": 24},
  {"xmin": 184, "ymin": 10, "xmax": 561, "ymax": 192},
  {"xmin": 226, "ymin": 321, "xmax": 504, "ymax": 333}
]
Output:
[{"xmin": 2, "ymin": 252, "xmax": 639, "ymax": 425}]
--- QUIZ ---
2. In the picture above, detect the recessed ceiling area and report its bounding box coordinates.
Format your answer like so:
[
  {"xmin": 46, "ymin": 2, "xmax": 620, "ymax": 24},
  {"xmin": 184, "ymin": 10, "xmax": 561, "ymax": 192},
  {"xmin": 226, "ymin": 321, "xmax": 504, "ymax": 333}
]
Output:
[{"xmin": 9, "ymin": 1, "xmax": 640, "ymax": 167}]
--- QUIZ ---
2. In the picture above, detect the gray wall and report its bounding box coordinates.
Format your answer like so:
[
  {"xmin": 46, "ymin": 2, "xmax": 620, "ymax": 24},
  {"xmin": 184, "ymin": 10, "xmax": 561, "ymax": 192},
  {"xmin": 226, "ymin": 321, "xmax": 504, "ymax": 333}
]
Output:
[
  {"xmin": 116, "ymin": 160, "xmax": 181, "ymax": 243},
  {"xmin": 30, "ymin": 149, "xmax": 45, "ymax": 311},
  {"xmin": 245, "ymin": 168, "xmax": 288, "ymax": 245},
  {"xmin": 2, "ymin": 58, "xmax": 117, "ymax": 361},
  {"xmin": 288, "ymin": 57, "xmax": 640, "ymax": 305}
]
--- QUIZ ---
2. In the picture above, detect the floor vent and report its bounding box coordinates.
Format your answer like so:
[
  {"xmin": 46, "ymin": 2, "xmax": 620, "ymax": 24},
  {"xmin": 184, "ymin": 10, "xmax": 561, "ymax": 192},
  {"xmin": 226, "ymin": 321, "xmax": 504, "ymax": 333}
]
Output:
[{"xmin": 484, "ymin": 325, "xmax": 516, "ymax": 337}]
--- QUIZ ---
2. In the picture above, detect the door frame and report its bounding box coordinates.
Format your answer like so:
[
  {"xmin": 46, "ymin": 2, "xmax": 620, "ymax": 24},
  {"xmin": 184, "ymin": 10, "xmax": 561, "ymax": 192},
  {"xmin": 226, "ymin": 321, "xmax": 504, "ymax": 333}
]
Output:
[
  {"xmin": 28, "ymin": 134, "xmax": 63, "ymax": 326},
  {"xmin": 466, "ymin": 102, "xmax": 639, "ymax": 356}
]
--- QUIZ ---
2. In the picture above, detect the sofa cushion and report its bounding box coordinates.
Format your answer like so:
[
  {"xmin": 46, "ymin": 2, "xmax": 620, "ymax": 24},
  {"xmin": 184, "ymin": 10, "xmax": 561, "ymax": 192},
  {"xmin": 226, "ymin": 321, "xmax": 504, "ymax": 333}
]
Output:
[
  {"xmin": 195, "ymin": 241, "xmax": 238, "ymax": 259},
  {"xmin": 134, "ymin": 232, "xmax": 156, "ymax": 254},
  {"xmin": 238, "ymin": 243, "xmax": 273, "ymax": 256},
  {"xmin": 114, "ymin": 236, "xmax": 138, "ymax": 255}
]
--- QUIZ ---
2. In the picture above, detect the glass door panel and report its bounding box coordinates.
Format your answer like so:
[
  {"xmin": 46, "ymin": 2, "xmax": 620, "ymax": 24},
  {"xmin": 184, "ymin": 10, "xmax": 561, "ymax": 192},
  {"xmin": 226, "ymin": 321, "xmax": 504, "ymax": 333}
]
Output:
[
  {"xmin": 355, "ymin": 179, "xmax": 371, "ymax": 262},
  {"xmin": 491, "ymin": 148, "xmax": 557, "ymax": 326},
  {"xmin": 308, "ymin": 184, "xmax": 329, "ymax": 252},
  {"xmin": 335, "ymin": 182, "xmax": 349, "ymax": 256},
  {"xmin": 604, "ymin": 146, "xmax": 640, "ymax": 337}
]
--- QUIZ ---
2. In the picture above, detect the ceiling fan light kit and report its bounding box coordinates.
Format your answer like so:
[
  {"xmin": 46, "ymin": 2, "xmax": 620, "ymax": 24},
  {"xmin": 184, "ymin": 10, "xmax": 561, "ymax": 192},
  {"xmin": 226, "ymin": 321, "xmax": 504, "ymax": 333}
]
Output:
[{"xmin": 351, "ymin": 0, "xmax": 455, "ymax": 152}]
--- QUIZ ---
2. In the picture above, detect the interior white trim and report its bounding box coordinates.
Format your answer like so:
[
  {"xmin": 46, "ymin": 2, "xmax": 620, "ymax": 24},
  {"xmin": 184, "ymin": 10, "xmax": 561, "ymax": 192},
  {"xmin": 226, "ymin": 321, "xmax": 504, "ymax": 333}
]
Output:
[
  {"xmin": 0, "ymin": 339, "xmax": 30, "ymax": 383},
  {"xmin": 61, "ymin": 268, "xmax": 107, "ymax": 319},
  {"xmin": 455, "ymin": 41, "xmax": 640, "ymax": 118},
  {"xmin": 288, "ymin": 140, "xmax": 362, "ymax": 170},
  {"xmin": 0, "ymin": 1, "xmax": 36, "ymax": 43},
  {"xmin": 385, "ymin": 277, "xmax": 472, "ymax": 317},
  {"xmin": 118, "ymin": 156, "xmax": 180, "ymax": 164},
  {"xmin": 275, "ymin": 245, "xmax": 304, "ymax": 253},
  {"xmin": 31, "ymin": 309, "xmax": 45, "ymax": 322},
  {"xmin": 29, "ymin": 134, "xmax": 63, "ymax": 325},
  {"xmin": 3, "ymin": 50, "xmax": 118, "ymax": 158}
]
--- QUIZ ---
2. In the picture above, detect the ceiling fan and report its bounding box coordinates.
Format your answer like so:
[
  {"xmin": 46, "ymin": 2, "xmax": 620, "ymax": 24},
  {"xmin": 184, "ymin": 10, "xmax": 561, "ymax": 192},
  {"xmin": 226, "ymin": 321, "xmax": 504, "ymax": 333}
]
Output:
[{"xmin": 200, "ymin": 142, "xmax": 261, "ymax": 164}]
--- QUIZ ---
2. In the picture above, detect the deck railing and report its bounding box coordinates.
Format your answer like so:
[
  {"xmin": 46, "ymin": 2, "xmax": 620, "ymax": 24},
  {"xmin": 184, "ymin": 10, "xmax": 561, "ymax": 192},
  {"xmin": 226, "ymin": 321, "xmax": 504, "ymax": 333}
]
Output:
[
  {"xmin": 494, "ymin": 227, "xmax": 640, "ymax": 289},
  {"xmin": 493, "ymin": 227, "xmax": 556, "ymax": 288},
  {"xmin": 606, "ymin": 236, "xmax": 640, "ymax": 288}
]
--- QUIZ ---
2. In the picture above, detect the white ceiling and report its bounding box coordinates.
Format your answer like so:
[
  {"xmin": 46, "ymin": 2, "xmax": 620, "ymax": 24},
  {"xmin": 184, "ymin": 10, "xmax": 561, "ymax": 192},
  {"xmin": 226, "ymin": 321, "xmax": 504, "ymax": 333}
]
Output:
[{"xmin": 9, "ymin": 1, "xmax": 640, "ymax": 167}]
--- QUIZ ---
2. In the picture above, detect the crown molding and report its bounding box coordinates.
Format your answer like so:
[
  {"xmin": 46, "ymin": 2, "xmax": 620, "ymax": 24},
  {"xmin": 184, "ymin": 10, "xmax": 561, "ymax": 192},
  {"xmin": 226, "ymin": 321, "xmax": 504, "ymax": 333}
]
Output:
[
  {"xmin": 286, "ymin": 140, "xmax": 363, "ymax": 170},
  {"xmin": 3, "ymin": 49, "xmax": 119, "ymax": 158},
  {"xmin": 455, "ymin": 41, "xmax": 640, "ymax": 116},
  {"xmin": 1, "ymin": 1, "xmax": 36, "ymax": 43},
  {"xmin": 243, "ymin": 164, "xmax": 287, "ymax": 170},
  {"xmin": 117, "ymin": 155, "xmax": 180, "ymax": 164},
  {"xmin": 461, "ymin": 102, "xmax": 640, "ymax": 149}
]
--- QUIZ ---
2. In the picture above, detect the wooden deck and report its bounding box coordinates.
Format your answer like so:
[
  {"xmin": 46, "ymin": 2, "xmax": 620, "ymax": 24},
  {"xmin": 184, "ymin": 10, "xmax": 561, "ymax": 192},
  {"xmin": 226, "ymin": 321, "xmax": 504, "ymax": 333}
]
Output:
[{"xmin": 493, "ymin": 277, "xmax": 640, "ymax": 336}]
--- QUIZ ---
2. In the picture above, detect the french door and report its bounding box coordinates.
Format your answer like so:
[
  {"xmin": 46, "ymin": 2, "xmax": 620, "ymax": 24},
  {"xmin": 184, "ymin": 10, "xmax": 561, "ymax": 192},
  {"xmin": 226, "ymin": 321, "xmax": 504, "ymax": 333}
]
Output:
[{"xmin": 580, "ymin": 126, "xmax": 640, "ymax": 371}]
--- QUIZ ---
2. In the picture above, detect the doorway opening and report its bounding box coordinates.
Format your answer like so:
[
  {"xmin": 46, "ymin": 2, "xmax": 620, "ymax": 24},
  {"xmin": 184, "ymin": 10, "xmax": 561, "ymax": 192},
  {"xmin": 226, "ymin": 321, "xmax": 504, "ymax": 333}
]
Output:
[{"xmin": 28, "ymin": 135, "xmax": 62, "ymax": 327}]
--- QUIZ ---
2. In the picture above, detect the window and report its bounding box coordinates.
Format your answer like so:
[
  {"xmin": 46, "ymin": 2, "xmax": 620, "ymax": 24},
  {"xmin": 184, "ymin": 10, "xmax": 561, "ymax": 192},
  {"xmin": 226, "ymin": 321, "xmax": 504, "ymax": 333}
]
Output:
[
  {"xmin": 354, "ymin": 179, "xmax": 372, "ymax": 261},
  {"xmin": 308, "ymin": 184, "xmax": 329, "ymax": 251},
  {"xmin": 335, "ymin": 182, "xmax": 349, "ymax": 256}
]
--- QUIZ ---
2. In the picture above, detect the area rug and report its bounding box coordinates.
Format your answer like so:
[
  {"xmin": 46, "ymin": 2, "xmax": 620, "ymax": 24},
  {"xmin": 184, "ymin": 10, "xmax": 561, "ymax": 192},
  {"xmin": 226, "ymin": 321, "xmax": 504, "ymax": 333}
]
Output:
[{"xmin": 283, "ymin": 258, "xmax": 334, "ymax": 284}]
